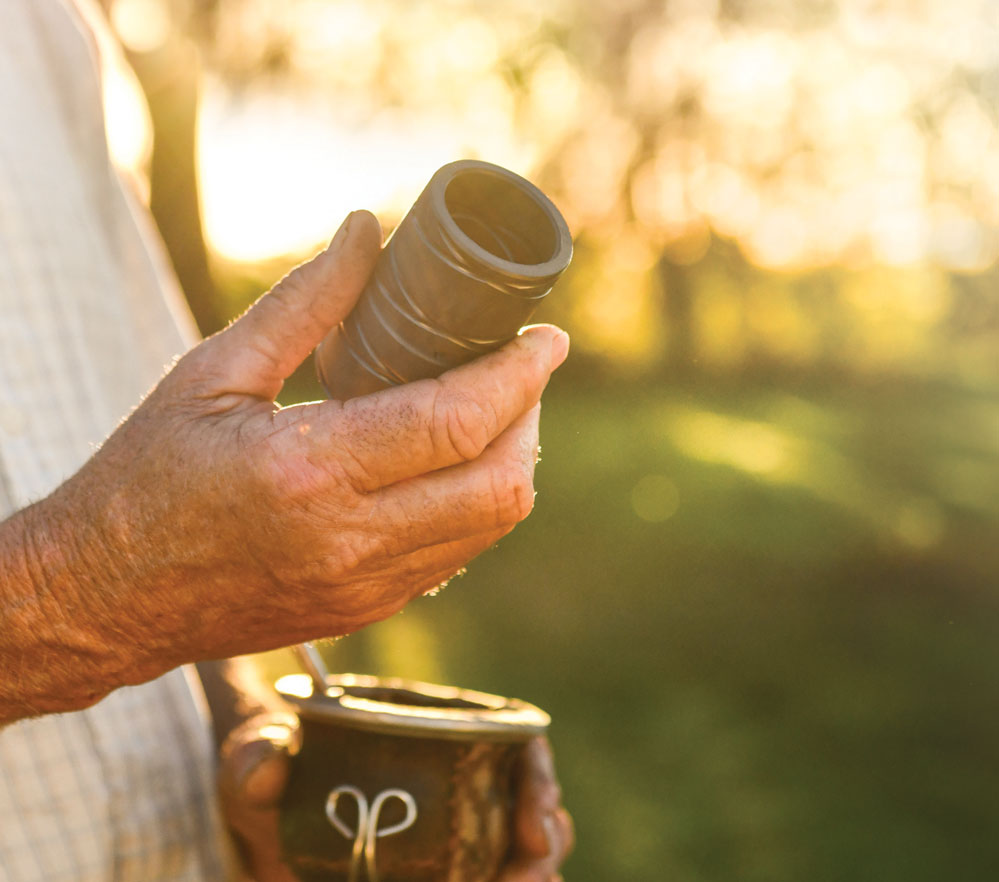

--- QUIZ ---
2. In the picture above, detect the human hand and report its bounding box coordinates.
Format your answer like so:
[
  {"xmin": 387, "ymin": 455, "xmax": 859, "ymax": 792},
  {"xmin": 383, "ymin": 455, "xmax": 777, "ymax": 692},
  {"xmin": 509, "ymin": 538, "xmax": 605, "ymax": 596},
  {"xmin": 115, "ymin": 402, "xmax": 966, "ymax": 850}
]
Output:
[
  {"xmin": 497, "ymin": 737, "xmax": 575, "ymax": 882},
  {"xmin": 36, "ymin": 210, "xmax": 568, "ymax": 692},
  {"xmin": 219, "ymin": 716, "xmax": 573, "ymax": 882},
  {"xmin": 220, "ymin": 713, "xmax": 300, "ymax": 882}
]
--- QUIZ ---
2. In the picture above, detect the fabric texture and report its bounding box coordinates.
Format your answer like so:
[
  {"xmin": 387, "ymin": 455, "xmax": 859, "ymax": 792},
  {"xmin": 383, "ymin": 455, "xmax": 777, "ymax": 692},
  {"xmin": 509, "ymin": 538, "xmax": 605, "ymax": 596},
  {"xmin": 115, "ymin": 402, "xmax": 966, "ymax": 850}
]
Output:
[{"xmin": 0, "ymin": 1, "xmax": 233, "ymax": 879}]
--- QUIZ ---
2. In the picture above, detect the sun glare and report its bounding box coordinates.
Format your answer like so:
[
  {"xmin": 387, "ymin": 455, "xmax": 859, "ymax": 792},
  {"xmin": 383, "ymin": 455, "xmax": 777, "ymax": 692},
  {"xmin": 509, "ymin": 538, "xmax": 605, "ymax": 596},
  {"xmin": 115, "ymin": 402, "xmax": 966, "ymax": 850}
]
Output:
[
  {"xmin": 181, "ymin": 0, "xmax": 999, "ymax": 272},
  {"xmin": 669, "ymin": 410, "xmax": 795, "ymax": 478},
  {"xmin": 99, "ymin": 0, "xmax": 999, "ymax": 384},
  {"xmin": 109, "ymin": 0, "xmax": 172, "ymax": 54},
  {"xmin": 196, "ymin": 80, "xmax": 533, "ymax": 262},
  {"xmin": 98, "ymin": 6, "xmax": 153, "ymax": 197}
]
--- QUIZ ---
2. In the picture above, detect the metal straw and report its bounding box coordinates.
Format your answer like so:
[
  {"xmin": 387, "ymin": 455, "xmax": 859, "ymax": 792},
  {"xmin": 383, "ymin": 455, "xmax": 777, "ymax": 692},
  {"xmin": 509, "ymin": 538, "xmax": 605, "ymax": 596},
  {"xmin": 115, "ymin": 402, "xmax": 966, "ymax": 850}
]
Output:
[{"xmin": 293, "ymin": 642, "xmax": 331, "ymax": 695}]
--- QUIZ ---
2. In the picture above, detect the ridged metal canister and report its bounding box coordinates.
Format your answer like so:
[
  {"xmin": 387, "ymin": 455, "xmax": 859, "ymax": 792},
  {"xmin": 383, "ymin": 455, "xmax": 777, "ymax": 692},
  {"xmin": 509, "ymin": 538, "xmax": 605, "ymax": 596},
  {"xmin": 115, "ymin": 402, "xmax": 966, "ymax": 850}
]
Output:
[{"xmin": 315, "ymin": 159, "xmax": 573, "ymax": 399}]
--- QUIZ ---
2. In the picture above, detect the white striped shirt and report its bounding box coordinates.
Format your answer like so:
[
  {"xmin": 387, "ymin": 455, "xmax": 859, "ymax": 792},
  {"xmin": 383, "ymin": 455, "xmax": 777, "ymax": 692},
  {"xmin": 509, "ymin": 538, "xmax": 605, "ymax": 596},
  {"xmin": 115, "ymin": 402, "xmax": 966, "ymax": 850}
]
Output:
[{"xmin": 0, "ymin": 1, "xmax": 233, "ymax": 878}]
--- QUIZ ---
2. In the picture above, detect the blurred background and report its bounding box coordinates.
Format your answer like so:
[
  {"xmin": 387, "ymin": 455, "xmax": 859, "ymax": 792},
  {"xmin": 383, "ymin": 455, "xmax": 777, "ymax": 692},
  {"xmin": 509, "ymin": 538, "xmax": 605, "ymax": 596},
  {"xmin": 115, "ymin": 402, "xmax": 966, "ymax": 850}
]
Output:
[{"xmin": 96, "ymin": 0, "xmax": 999, "ymax": 878}]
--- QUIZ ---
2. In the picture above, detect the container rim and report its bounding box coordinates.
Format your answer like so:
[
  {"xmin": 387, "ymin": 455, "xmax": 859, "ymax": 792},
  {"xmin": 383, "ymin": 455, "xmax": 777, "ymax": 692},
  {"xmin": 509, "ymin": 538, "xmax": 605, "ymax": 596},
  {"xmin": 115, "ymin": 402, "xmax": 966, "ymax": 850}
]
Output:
[
  {"xmin": 276, "ymin": 673, "xmax": 551, "ymax": 742},
  {"xmin": 430, "ymin": 159, "xmax": 573, "ymax": 283}
]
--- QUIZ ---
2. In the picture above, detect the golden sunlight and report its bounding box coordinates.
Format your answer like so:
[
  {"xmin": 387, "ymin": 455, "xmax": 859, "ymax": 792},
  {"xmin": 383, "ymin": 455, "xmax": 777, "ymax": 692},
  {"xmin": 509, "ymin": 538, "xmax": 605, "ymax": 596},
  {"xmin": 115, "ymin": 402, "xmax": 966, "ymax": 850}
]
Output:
[
  {"xmin": 100, "ymin": 0, "xmax": 999, "ymax": 381},
  {"xmin": 102, "ymin": 60, "xmax": 153, "ymax": 183},
  {"xmin": 196, "ymin": 81, "xmax": 534, "ymax": 262},
  {"xmin": 98, "ymin": 6, "xmax": 153, "ymax": 195},
  {"xmin": 109, "ymin": 0, "xmax": 172, "ymax": 54},
  {"xmin": 668, "ymin": 410, "xmax": 795, "ymax": 478}
]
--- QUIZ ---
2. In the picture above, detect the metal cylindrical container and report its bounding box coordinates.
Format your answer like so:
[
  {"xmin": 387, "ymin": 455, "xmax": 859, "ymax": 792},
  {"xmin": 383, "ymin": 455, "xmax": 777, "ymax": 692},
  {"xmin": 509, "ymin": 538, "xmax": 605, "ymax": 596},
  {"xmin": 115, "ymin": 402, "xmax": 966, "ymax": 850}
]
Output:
[
  {"xmin": 276, "ymin": 674, "xmax": 550, "ymax": 882},
  {"xmin": 315, "ymin": 159, "xmax": 573, "ymax": 399}
]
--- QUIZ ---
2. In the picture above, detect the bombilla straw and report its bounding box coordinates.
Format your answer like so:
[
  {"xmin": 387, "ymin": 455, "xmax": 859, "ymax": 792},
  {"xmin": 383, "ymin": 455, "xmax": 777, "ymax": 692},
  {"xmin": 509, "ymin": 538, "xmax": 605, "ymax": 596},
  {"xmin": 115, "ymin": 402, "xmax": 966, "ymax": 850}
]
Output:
[{"xmin": 293, "ymin": 642, "xmax": 331, "ymax": 695}]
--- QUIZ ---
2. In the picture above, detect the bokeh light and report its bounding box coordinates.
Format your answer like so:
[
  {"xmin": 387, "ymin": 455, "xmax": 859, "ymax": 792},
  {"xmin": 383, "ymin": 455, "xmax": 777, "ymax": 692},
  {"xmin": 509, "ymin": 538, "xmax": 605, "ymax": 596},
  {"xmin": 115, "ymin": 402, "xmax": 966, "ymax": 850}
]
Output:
[{"xmin": 98, "ymin": 2, "xmax": 999, "ymax": 880}]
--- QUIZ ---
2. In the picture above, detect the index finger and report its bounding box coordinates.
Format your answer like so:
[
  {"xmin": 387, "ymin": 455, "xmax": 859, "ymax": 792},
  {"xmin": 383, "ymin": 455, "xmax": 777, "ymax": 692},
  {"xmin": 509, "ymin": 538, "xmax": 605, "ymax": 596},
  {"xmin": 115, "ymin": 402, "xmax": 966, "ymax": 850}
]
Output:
[{"xmin": 309, "ymin": 324, "xmax": 569, "ymax": 491}]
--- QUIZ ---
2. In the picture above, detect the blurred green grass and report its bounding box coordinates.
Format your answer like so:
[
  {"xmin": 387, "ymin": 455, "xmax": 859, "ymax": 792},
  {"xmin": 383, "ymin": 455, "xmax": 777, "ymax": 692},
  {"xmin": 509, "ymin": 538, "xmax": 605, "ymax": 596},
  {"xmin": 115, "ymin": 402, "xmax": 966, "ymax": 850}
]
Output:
[{"xmin": 261, "ymin": 371, "xmax": 999, "ymax": 881}]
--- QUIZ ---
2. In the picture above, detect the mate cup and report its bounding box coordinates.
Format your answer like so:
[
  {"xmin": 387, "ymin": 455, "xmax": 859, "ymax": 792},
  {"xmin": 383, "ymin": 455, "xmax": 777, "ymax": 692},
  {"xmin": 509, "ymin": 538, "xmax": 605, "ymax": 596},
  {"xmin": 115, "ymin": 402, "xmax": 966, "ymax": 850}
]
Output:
[{"xmin": 276, "ymin": 674, "xmax": 550, "ymax": 882}]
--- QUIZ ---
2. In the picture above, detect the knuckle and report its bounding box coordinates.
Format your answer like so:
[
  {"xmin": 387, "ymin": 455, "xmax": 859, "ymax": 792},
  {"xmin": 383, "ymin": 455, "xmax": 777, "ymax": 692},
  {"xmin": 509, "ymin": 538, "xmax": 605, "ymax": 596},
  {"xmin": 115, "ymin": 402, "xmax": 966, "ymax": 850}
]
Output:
[
  {"xmin": 271, "ymin": 268, "xmax": 326, "ymax": 326},
  {"xmin": 491, "ymin": 462, "xmax": 536, "ymax": 525},
  {"xmin": 303, "ymin": 532, "xmax": 384, "ymax": 591},
  {"xmin": 250, "ymin": 444, "xmax": 322, "ymax": 509},
  {"xmin": 336, "ymin": 442, "xmax": 380, "ymax": 494},
  {"xmin": 248, "ymin": 457, "xmax": 296, "ymax": 513},
  {"xmin": 269, "ymin": 270, "xmax": 306, "ymax": 307},
  {"xmin": 326, "ymin": 532, "xmax": 371, "ymax": 574},
  {"xmin": 432, "ymin": 384, "xmax": 493, "ymax": 462}
]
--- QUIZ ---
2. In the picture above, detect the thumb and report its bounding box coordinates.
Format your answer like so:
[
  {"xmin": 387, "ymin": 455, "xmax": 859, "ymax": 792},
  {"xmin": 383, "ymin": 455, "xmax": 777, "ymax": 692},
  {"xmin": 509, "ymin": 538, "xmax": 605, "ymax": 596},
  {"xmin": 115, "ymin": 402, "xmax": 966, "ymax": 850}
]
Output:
[
  {"xmin": 219, "ymin": 714, "xmax": 302, "ymax": 882},
  {"xmin": 204, "ymin": 210, "xmax": 383, "ymax": 400},
  {"xmin": 220, "ymin": 714, "xmax": 299, "ymax": 812}
]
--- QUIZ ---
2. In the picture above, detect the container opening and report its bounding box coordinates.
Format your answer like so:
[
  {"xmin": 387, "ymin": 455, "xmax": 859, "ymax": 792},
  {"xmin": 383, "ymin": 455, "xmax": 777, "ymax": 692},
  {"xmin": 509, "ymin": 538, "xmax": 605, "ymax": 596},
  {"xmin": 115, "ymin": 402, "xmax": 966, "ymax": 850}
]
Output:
[
  {"xmin": 445, "ymin": 170, "xmax": 559, "ymax": 266},
  {"xmin": 344, "ymin": 684, "xmax": 491, "ymax": 711}
]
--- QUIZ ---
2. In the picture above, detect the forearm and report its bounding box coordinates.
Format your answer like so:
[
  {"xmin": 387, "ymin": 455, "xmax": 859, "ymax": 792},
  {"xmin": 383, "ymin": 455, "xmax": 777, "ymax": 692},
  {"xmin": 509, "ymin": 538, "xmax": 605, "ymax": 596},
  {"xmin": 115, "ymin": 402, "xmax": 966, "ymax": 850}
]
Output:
[
  {"xmin": 0, "ymin": 489, "xmax": 157, "ymax": 724},
  {"xmin": 0, "ymin": 485, "xmax": 283, "ymax": 732}
]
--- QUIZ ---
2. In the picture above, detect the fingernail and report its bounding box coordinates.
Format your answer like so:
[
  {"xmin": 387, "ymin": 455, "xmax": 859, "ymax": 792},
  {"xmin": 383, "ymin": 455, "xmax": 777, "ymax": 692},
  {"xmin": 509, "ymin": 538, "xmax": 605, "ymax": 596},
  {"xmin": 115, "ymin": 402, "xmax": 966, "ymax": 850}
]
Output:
[
  {"xmin": 550, "ymin": 330, "xmax": 570, "ymax": 370},
  {"xmin": 329, "ymin": 211, "xmax": 354, "ymax": 251},
  {"xmin": 229, "ymin": 739, "xmax": 272, "ymax": 791},
  {"xmin": 242, "ymin": 752, "xmax": 292, "ymax": 805},
  {"xmin": 542, "ymin": 814, "xmax": 558, "ymax": 857}
]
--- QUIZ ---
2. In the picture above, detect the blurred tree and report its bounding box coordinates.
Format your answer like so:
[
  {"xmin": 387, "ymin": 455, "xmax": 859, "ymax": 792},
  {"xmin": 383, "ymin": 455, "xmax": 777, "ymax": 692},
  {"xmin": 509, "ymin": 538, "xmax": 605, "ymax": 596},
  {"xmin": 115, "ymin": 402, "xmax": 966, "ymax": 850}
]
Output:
[
  {"xmin": 101, "ymin": 0, "xmax": 222, "ymax": 335},
  {"xmin": 133, "ymin": 44, "xmax": 221, "ymax": 334},
  {"xmin": 105, "ymin": 0, "xmax": 999, "ymax": 376},
  {"xmin": 659, "ymin": 256, "xmax": 698, "ymax": 375}
]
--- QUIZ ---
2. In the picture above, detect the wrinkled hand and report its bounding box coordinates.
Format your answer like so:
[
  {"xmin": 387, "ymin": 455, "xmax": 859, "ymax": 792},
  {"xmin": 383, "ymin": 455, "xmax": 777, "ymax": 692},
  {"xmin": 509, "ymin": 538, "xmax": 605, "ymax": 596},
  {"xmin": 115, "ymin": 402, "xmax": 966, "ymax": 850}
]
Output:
[
  {"xmin": 51, "ymin": 210, "xmax": 568, "ymax": 684},
  {"xmin": 220, "ymin": 715, "xmax": 574, "ymax": 882}
]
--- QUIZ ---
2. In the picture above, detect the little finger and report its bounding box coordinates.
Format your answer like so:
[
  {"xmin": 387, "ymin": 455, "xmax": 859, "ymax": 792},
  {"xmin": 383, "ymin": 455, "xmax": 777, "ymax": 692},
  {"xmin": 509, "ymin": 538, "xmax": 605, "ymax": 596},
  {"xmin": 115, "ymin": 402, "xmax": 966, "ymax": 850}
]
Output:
[{"xmin": 365, "ymin": 406, "xmax": 541, "ymax": 554}]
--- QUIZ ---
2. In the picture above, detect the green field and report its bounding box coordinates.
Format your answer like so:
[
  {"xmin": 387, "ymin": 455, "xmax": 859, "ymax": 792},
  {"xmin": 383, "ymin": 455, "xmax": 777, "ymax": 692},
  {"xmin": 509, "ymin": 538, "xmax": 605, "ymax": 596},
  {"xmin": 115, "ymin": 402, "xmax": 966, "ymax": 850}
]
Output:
[{"xmin": 265, "ymin": 371, "xmax": 999, "ymax": 881}]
